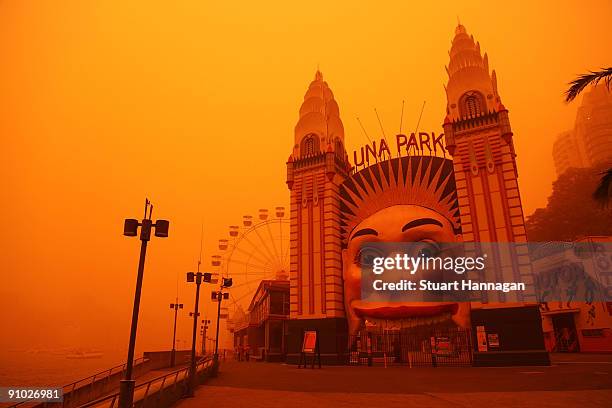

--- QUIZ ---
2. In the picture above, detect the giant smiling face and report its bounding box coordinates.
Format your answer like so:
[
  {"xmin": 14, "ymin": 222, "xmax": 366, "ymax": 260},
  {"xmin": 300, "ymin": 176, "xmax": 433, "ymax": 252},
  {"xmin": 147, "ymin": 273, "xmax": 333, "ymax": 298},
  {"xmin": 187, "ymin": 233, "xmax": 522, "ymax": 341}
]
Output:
[{"xmin": 342, "ymin": 204, "xmax": 471, "ymax": 337}]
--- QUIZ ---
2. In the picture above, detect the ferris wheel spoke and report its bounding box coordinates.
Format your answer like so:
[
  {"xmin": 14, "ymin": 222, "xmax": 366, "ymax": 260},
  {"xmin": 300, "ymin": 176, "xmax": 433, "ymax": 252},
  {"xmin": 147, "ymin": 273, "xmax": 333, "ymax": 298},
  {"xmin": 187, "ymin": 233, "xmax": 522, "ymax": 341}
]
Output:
[
  {"xmin": 241, "ymin": 229, "xmax": 276, "ymax": 267},
  {"xmin": 235, "ymin": 254, "xmax": 272, "ymax": 278},
  {"xmin": 252, "ymin": 225, "xmax": 280, "ymax": 271},
  {"xmin": 228, "ymin": 295, "xmax": 241, "ymax": 308},
  {"xmin": 236, "ymin": 233, "xmax": 275, "ymax": 266},
  {"xmin": 280, "ymin": 235, "xmax": 291, "ymax": 267},
  {"xmin": 232, "ymin": 289, "xmax": 262, "ymax": 305},
  {"xmin": 233, "ymin": 264, "xmax": 271, "ymax": 276},
  {"xmin": 225, "ymin": 257, "xmax": 268, "ymax": 271},
  {"xmin": 228, "ymin": 298, "xmax": 245, "ymax": 317},
  {"xmin": 264, "ymin": 221, "xmax": 282, "ymax": 271},
  {"xmin": 229, "ymin": 242, "xmax": 272, "ymax": 269},
  {"xmin": 233, "ymin": 271, "xmax": 273, "ymax": 277}
]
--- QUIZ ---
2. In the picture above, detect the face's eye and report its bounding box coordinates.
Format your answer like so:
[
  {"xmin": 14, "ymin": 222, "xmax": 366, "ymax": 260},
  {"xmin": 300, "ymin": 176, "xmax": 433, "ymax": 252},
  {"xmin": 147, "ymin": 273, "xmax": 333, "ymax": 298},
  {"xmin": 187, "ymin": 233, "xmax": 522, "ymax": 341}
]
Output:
[
  {"xmin": 414, "ymin": 241, "xmax": 441, "ymax": 258},
  {"xmin": 354, "ymin": 247, "xmax": 385, "ymax": 267}
]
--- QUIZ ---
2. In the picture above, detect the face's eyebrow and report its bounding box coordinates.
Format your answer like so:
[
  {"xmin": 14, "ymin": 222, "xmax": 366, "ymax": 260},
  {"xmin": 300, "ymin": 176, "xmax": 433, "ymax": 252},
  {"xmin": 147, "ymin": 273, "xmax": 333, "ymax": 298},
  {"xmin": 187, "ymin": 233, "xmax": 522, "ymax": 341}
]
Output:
[
  {"xmin": 349, "ymin": 228, "xmax": 378, "ymax": 241},
  {"xmin": 401, "ymin": 218, "xmax": 443, "ymax": 232}
]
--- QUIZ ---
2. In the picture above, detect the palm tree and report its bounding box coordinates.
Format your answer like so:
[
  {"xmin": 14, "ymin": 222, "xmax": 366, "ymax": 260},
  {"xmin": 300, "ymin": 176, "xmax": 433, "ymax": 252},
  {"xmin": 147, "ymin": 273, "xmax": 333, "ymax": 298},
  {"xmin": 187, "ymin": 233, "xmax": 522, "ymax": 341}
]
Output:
[
  {"xmin": 565, "ymin": 67, "xmax": 612, "ymax": 207},
  {"xmin": 565, "ymin": 67, "xmax": 612, "ymax": 102},
  {"xmin": 593, "ymin": 168, "xmax": 612, "ymax": 208}
]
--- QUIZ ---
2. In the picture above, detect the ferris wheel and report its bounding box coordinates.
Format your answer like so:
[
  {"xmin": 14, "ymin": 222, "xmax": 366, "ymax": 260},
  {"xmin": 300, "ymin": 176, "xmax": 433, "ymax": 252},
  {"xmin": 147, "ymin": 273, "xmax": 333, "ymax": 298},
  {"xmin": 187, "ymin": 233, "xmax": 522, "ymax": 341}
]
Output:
[{"xmin": 211, "ymin": 206, "xmax": 290, "ymax": 325}]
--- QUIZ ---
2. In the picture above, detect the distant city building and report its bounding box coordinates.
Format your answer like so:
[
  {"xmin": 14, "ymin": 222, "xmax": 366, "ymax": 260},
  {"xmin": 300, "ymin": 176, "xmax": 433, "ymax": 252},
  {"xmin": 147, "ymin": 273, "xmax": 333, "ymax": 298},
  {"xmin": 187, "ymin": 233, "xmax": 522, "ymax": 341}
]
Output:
[
  {"xmin": 552, "ymin": 131, "xmax": 587, "ymax": 175},
  {"xmin": 553, "ymin": 85, "xmax": 612, "ymax": 175}
]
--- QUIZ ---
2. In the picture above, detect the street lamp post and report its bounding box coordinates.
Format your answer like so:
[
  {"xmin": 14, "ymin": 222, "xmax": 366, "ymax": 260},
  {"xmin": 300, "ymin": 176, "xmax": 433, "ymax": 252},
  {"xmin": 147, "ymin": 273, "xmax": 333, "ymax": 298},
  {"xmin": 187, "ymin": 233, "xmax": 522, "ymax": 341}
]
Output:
[
  {"xmin": 185, "ymin": 271, "xmax": 213, "ymax": 397},
  {"xmin": 212, "ymin": 277, "xmax": 232, "ymax": 361},
  {"xmin": 200, "ymin": 319, "xmax": 210, "ymax": 356},
  {"xmin": 169, "ymin": 300, "xmax": 183, "ymax": 367},
  {"xmin": 119, "ymin": 199, "xmax": 169, "ymax": 408}
]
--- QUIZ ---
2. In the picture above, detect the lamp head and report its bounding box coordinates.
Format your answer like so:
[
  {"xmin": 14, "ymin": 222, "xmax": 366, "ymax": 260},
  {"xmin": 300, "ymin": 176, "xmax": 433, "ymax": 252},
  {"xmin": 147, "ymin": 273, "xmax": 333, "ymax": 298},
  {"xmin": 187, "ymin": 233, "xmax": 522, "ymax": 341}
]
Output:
[
  {"xmin": 123, "ymin": 219, "xmax": 139, "ymax": 237},
  {"xmin": 154, "ymin": 220, "xmax": 170, "ymax": 237}
]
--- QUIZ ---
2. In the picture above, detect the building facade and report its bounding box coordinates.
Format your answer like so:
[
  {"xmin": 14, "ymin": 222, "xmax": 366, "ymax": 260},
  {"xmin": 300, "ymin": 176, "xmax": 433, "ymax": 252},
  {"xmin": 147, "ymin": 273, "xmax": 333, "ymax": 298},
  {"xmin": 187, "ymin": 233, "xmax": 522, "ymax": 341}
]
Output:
[
  {"xmin": 232, "ymin": 280, "xmax": 290, "ymax": 361},
  {"xmin": 283, "ymin": 24, "xmax": 548, "ymax": 366},
  {"xmin": 552, "ymin": 130, "xmax": 587, "ymax": 175},
  {"xmin": 532, "ymin": 236, "xmax": 612, "ymax": 353},
  {"xmin": 553, "ymin": 84, "xmax": 612, "ymax": 175}
]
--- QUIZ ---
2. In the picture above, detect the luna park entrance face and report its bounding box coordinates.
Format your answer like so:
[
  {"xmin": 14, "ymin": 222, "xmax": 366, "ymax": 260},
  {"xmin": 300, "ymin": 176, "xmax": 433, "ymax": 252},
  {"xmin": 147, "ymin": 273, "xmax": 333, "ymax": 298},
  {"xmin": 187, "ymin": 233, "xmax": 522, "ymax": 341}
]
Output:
[{"xmin": 348, "ymin": 326, "xmax": 473, "ymax": 367}]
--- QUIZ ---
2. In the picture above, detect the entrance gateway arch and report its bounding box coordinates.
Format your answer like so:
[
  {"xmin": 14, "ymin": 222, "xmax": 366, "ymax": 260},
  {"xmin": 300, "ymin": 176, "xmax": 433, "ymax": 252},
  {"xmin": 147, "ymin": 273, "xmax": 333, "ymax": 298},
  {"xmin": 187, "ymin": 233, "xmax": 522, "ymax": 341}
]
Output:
[{"xmin": 284, "ymin": 24, "xmax": 548, "ymax": 366}]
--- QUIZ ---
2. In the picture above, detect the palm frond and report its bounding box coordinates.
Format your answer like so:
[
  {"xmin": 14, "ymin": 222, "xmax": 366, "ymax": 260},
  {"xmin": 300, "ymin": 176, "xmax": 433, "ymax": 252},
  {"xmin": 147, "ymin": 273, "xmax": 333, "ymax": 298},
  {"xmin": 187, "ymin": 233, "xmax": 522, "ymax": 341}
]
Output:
[
  {"xmin": 565, "ymin": 67, "xmax": 612, "ymax": 102},
  {"xmin": 593, "ymin": 168, "xmax": 612, "ymax": 208}
]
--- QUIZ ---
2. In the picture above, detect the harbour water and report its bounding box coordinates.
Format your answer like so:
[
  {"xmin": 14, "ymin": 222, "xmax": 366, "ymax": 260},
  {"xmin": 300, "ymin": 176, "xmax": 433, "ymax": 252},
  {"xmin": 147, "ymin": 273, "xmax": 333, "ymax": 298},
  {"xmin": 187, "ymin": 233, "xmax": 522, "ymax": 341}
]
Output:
[{"xmin": 0, "ymin": 348, "xmax": 127, "ymax": 387}]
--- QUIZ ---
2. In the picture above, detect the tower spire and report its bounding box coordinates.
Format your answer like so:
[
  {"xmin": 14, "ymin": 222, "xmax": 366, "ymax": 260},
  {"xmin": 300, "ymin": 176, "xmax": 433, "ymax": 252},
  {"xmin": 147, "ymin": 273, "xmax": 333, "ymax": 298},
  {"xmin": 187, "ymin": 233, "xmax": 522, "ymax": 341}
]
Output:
[
  {"xmin": 444, "ymin": 24, "xmax": 502, "ymax": 121},
  {"xmin": 293, "ymin": 70, "xmax": 344, "ymax": 159}
]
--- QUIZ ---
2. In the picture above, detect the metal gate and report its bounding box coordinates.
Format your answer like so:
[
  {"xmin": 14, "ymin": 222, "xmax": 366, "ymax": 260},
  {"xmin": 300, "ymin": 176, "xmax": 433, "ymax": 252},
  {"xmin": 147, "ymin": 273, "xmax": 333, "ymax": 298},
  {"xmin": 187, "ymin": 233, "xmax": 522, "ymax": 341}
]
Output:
[{"xmin": 348, "ymin": 326, "xmax": 473, "ymax": 367}]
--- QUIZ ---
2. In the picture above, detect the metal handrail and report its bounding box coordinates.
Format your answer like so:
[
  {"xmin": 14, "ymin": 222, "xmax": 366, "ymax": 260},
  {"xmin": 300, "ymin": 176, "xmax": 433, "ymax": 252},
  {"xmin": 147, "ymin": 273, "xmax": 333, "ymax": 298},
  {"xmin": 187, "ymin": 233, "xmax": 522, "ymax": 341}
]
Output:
[
  {"xmin": 79, "ymin": 356, "xmax": 215, "ymax": 408},
  {"xmin": 7, "ymin": 357, "xmax": 149, "ymax": 408},
  {"xmin": 64, "ymin": 357, "xmax": 148, "ymax": 395}
]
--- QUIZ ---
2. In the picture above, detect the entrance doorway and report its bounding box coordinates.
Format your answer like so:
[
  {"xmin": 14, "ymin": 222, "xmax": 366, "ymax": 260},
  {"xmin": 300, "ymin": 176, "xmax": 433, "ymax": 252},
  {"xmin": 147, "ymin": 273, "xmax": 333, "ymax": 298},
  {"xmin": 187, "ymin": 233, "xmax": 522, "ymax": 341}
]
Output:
[{"xmin": 552, "ymin": 313, "xmax": 579, "ymax": 352}]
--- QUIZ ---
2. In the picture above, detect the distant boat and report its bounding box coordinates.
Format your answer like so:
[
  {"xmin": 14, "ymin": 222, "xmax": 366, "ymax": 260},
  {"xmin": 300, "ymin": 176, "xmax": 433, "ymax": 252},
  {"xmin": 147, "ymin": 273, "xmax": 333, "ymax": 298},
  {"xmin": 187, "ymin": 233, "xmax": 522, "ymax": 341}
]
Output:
[{"xmin": 65, "ymin": 350, "xmax": 103, "ymax": 359}]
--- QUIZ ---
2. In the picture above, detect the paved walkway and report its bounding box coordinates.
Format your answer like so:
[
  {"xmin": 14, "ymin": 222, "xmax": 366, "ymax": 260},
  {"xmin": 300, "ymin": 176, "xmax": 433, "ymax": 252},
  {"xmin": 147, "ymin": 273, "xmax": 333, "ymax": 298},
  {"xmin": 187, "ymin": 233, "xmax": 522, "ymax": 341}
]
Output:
[
  {"xmin": 134, "ymin": 364, "xmax": 190, "ymax": 386},
  {"xmin": 174, "ymin": 354, "xmax": 612, "ymax": 407}
]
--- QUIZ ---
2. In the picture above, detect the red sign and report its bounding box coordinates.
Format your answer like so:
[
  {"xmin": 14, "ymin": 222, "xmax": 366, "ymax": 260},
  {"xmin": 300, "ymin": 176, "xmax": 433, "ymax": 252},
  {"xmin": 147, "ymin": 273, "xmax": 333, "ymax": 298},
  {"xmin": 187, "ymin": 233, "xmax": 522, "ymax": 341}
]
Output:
[
  {"xmin": 435, "ymin": 336, "xmax": 452, "ymax": 355},
  {"xmin": 487, "ymin": 333, "xmax": 500, "ymax": 348},
  {"xmin": 302, "ymin": 331, "xmax": 317, "ymax": 353},
  {"xmin": 476, "ymin": 325, "xmax": 488, "ymax": 352}
]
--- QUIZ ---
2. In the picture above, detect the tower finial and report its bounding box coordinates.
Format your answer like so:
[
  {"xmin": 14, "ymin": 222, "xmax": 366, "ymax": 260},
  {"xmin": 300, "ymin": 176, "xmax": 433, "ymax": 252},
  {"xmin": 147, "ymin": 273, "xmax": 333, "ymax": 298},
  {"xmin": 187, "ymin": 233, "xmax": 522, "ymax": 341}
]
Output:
[
  {"xmin": 455, "ymin": 17, "xmax": 467, "ymax": 35},
  {"xmin": 315, "ymin": 65, "xmax": 323, "ymax": 81}
]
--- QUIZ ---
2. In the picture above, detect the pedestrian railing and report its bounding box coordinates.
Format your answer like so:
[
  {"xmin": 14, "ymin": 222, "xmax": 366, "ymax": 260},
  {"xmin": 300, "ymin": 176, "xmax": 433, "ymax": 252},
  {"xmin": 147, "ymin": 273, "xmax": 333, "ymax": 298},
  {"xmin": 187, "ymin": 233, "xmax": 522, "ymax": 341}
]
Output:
[
  {"xmin": 7, "ymin": 357, "xmax": 150, "ymax": 408},
  {"xmin": 79, "ymin": 356, "xmax": 217, "ymax": 408},
  {"xmin": 64, "ymin": 357, "xmax": 149, "ymax": 406},
  {"xmin": 349, "ymin": 327, "xmax": 473, "ymax": 367}
]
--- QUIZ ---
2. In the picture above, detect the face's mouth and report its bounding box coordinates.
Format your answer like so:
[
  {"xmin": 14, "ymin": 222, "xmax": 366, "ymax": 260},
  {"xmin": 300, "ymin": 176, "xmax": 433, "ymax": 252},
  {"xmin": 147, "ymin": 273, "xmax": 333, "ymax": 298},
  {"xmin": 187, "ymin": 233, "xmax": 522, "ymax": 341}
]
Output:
[{"xmin": 353, "ymin": 303, "xmax": 458, "ymax": 319}]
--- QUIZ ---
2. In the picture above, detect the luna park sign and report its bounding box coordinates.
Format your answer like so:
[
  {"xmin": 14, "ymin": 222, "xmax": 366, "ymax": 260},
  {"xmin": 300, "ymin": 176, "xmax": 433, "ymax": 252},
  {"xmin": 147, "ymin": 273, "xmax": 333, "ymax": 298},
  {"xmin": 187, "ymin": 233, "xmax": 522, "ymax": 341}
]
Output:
[{"xmin": 352, "ymin": 132, "xmax": 446, "ymax": 167}]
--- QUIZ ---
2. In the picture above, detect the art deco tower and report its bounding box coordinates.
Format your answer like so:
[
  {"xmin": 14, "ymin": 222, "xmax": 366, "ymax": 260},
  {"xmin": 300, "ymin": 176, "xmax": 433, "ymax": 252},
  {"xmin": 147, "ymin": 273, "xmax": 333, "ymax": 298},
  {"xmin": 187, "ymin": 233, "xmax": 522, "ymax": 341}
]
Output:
[
  {"xmin": 286, "ymin": 71, "xmax": 351, "ymax": 321},
  {"xmin": 442, "ymin": 25, "xmax": 534, "ymax": 303}
]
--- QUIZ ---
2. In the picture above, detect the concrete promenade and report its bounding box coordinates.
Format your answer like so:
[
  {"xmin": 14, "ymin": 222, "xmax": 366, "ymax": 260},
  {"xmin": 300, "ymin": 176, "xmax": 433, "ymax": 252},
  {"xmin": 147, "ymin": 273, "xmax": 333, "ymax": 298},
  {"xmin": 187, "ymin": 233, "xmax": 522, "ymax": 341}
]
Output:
[{"xmin": 174, "ymin": 354, "xmax": 612, "ymax": 407}]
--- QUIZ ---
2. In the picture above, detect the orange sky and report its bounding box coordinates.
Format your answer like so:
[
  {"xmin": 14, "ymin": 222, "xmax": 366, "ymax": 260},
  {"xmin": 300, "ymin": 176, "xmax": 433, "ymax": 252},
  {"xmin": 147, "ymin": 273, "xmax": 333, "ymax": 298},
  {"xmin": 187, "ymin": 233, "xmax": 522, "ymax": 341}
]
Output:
[{"xmin": 1, "ymin": 1, "xmax": 611, "ymax": 356}]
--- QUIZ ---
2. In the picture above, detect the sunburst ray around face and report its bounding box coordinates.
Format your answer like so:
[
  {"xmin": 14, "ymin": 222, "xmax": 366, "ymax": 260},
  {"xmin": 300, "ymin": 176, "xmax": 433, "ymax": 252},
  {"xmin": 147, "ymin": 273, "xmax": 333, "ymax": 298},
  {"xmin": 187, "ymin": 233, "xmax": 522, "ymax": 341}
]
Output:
[{"xmin": 339, "ymin": 156, "xmax": 461, "ymax": 244}]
